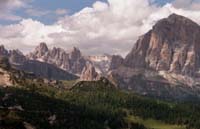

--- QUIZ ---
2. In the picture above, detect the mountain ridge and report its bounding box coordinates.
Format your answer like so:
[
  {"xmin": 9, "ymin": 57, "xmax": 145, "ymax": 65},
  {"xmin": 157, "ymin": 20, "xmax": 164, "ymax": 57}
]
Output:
[{"xmin": 108, "ymin": 14, "xmax": 200, "ymax": 100}]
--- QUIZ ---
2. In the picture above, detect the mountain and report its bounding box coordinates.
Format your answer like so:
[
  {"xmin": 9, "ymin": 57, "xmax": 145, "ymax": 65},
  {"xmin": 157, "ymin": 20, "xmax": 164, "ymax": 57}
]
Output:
[
  {"xmin": 0, "ymin": 43, "xmax": 113, "ymax": 81},
  {"xmin": 124, "ymin": 14, "xmax": 200, "ymax": 76},
  {"xmin": 87, "ymin": 54, "xmax": 112, "ymax": 75},
  {"xmin": 28, "ymin": 43, "xmax": 87, "ymax": 75},
  {"xmin": 28, "ymin": 43, "xmax": 114, "ymax": 79},
  {"xmin": 13, "ymin": 60, "xmax": 78, "ymax": 80},
  {"xmin": 80, "ymin": 62, "xmax": 100, "ymax": 81},
  {"xmin": 0, "ymin": 45, "xmax": 9, "ymax": 56},
  {"xmin": 0, "ymin": 46, "xmax": 78, "ymax": 80},
  {"xmin": 109, "ymin": 55, "xmax": 124, "ymax": 70},
  {"xmin": 109, "ymin": 14, "xmax": 200, "ymax": 100},
  {"xmin": 0, "ymin": 56, "xmax": 37, "ymax": 87}
]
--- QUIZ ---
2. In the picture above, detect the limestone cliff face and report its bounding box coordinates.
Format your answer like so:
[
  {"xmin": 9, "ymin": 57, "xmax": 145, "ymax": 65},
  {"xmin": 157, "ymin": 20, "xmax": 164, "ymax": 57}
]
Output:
[
  {"xmin": 28, "ymin": 43, "xmax": 86, "ymax": 75},
  {"xmin": 0, "ymin": 45, "xmax": 78, "ymax": 81},
  {"xmin": 124, "ymin": 14, "xmax": 200, "ymax": 76},
  {"xmin": 9, "ymin": 50, "xmax": 27, "ymax": 65},
  {"xmin": 0, "ymin": 45, "xmax": 9, "ymax": 56},
  {"xmin": 80, "ymin": 62, "xmax": 100, "ymax": 81},
  {"xmin": 109, "ymin": 55, "xmax": 124, "ymax": 70},
  {"xmin": 108, "ymin": 14, "xmax": 200, "ymax": 100}
]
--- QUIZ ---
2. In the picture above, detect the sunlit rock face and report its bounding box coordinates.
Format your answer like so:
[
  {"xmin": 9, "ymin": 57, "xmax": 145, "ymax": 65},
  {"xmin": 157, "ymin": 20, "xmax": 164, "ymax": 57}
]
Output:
[
  {"xmin": 80, "ymin": 62, "xmax": 100, "ymax": 81},
  {"xmin": 28, "ymin": 43, "xmax": 87, "ymax": 75},
  {"xmin": 125, "ymin": 14, "xmax": 200, "ymax": 77},
  {"xmin": 108, "ymin": 14, "xmax": 200, "ymax": 100}
]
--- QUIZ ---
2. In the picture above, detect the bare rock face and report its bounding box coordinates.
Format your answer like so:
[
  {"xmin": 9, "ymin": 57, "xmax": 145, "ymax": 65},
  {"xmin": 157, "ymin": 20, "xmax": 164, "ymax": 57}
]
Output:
[
  {"xmin": 109, "ymin": 55, "xmax": 124, "ymax": 70},
  {"xmin": 28, "ymin": 43, "xmax": 86, "ymax": 75},
  {"xmin": 47, "ymin": 47, "xmax": 71, "ymax": 70},
  {"xmin": 87, "ymin": 54, "xmax": 112, "ymax": 75},
  {"xmin": 30, "ymin": 42, "xmax": 48, "ymax": 59},
  {"xmin": 0, "ymin": 46, "xmax": 78, "ymax": 81},
  {"xmin": 108, "ymin": 14, "xmax": 200, "ymax": 100},
  {"xmin": 0, "ymin": 45, "xmax": 9, "ymax": 56},
  {"xmin": 9, "ymin": 50, "xmax": 26, "ymax": 65},
  {"xmin": 69, "ymin": 47, "xmax": 87, "ymax": 74},
  {"xmin": 80, "ymin": 62, "xmax": 100, "ymax": 81},
  {"xmin": 125, "ymin": 14, "xmax": 200, "ymax": 77}
]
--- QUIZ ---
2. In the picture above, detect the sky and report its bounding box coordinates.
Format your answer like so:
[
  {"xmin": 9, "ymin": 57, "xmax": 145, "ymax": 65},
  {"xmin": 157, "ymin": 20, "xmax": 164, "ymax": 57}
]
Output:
[{"xmin": 0, "ymin": 0, "xmax": 200, "ymax": 56}]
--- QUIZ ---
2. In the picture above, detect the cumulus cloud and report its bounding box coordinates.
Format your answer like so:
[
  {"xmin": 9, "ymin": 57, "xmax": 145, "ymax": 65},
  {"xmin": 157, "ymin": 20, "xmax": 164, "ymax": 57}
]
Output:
[
  {"xmin": 55, "ymin": 9, "xmax": 68, "ymax": 15},
  {"xmin": 0, "ymin": 19, "xmax": 66, "ymax": 52},
  {"xmin": 0, "ymin": 0, "xmax": 28, "ymax": 21},
  {"xmin": 0, "ymin": 0, "xmax": 200, "ymax": 56},
  {"xmin": 172, "ymin": 0, "xmax": 200, "ymax": 10},
  {"xmin": 25, "ymin": 8, "xmax": 69, "ymax": 17},
  {"xmin": 25, "ymin": 8, "xmax": 51, "ymax": 17}
]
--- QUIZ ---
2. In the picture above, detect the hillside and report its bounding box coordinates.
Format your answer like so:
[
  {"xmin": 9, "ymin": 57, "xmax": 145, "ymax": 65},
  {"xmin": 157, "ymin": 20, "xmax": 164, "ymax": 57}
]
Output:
[{"xmin": 0, "ymin": 76, "xmax": 200, "ymax": 129}]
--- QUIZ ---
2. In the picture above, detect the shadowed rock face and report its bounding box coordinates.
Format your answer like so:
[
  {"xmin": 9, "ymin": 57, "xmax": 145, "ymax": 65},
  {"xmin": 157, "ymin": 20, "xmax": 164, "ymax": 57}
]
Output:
[
  {"xmin": 0, "ymin": 46, "xmax": 78, "ymax": 81},
  {"xmin": 124, "ymin": 14, "xmax": 200, "ymax": 77},
  {"xmin": 9, "ymin": 50, "xmax": 26, "ymax": 65},
  {"xmin": 0, "ymin": 45, "xmax": 9, "ymax": 56},
  {"xmin": 109, "ymin": 55, "xmax": 124, "ymax": 70},
  {"xmin": 28, "ymin": 43, "xmax": 86, "ymax": 75}
]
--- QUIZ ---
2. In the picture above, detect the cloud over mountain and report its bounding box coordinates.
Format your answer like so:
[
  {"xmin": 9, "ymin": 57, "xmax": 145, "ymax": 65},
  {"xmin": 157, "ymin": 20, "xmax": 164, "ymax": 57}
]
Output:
[{"xmin": 0, "ymin": 0, "xmax": 200, "ymax": 55}]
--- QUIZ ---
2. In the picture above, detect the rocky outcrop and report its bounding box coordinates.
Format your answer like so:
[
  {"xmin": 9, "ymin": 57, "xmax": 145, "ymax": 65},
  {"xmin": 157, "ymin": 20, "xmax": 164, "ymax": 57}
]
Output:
[
  {"xmin": 0, "ymin": 46, "xmax": 78, "ymax": 81},
  {"xmin": 14, "ymin": 60, "xmax": 78, "ymax": 80},
  {"xmin": 80, "ymin": 62, "xmax": 100, "ymax": 81},
  {"xmin": 0, "ymin": 45, "xmax": 9, "ymax": 56},
  {"xmin": 68, "ymin": 47, "xmax": 87, "ymax": 74},
  {"xmin": 109, "ymin": 55, "xmax": 124, "ymax": 70},
  {"xmin": 109, "ymin": 14, "xmax": 200, "ymax": 100},
  {"xmin": 28, "ymin": 43, "xmax": 86, "ymax": 75},
  {"xmin": 0, "ymin": 68, "xmax": 13, "ymax": 87},
  {"xmin": 29, "ymin": 42, "xmax": 48, "ymax": 60},
  {"xmin": 87, "ymin": 54, "xmax": 112, "ymax": 75},
  {"xmin": 9, "ymin": 50, "xmax": 26, "ymax": 65},
  {"xmin": 124, "ymin": 14, "xmax": 200, "ymax": 77}
]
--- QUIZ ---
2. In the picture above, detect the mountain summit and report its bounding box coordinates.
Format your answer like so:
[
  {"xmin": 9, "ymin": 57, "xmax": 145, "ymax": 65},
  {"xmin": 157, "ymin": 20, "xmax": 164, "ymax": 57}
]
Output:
[
  {"xmin": 28, "ymin": 43, "xmax": 87, "ymax": 74},
  {"xmin": 124, "ymin": 14, "xmax": 200, "ymax": 76},
  {"xmin": 109, "ymin": 14, "xmax": 200, "ymax": 100}
]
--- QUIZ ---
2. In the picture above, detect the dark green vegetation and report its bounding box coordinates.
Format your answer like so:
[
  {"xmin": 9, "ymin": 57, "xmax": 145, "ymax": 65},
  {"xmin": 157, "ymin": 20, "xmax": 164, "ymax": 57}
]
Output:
[{"xmin": 0, "ymin": 77, "xmax": 200, "ymax": 129}]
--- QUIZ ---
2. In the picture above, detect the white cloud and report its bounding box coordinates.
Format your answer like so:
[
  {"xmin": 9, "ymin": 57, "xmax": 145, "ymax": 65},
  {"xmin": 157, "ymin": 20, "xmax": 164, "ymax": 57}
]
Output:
[
  {"xmin": 172, "ymin": 0, "xmax": 200, "ymax": 10},
  {"xmin": 25, "ymin": 8, "xmax": 51, "ymax": 17},
  {"xmin": 0, "ymin": 0, "xmax": 28, "ymax": 21},
  {"xmin": 0, "ymin": 0, "xmax": 200, "ymax": 56},
  {"xmin": 93, "ymin": 1, "xmax": 108, "ymax": 11},
  {"xmin": 0, "ymin": 19, "xmax": 66, "ymax": 52},
  {"xmin": 55, "ymin": 9, "xmax": 68, "ymax": 15}
]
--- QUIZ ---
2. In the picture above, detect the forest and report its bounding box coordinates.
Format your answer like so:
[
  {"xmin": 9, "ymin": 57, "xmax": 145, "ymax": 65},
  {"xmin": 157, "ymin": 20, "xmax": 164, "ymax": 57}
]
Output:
[{"xmin": 0, "ymin": 77, "xmax": 200, "ymax": 129}]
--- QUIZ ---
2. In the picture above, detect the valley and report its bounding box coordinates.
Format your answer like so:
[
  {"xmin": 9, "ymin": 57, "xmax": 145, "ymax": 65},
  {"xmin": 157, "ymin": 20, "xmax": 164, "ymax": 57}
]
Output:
[{"xmin": 1, "ymin": 13, "xmax": 200, "ymax": 129}]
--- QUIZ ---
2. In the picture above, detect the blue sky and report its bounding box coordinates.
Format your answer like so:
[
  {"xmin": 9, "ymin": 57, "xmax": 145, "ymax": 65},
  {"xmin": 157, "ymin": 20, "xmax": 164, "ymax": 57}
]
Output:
[
  {"xmin": 0, "ymin": 0, "xmax": 172, "ymax": 25},
  {"xmin": 19, "ymin": 0, "xmax": 171, "ymax": 24}
]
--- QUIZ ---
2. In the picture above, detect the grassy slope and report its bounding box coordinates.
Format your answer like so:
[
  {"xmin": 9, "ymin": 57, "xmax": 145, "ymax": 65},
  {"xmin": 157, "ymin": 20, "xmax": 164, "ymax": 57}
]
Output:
[
  {"xmin": 0, "ymin": 79, "xmax": 200, "ymax": 129},
  {"xmin": 126, "ymin": 116, "xmax": 185, "ymax": 129}
]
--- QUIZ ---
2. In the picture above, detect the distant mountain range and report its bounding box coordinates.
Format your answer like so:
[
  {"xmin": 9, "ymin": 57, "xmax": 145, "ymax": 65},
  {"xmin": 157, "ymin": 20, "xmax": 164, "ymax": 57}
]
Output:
[
  {"xmin": 1, "ymin": 13, "xmax": 200, "ymax": 100},
  {"xmin": 0, "ymin": 42, "xmax": 114, "ymax": 81}
]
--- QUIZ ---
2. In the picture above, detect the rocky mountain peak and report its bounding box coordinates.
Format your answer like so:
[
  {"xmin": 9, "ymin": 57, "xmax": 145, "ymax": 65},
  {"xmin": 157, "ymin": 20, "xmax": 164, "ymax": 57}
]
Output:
[
  {"xmin": 153, "ymin": 14, "xmax": 200, "ymax": 42},
  {"xmin": 124, "ymin": 14, "xmax": 200, "ymax": 76},
  {"xmin": 34, "ymin": 42, "xmax": 49, "ymax": 57},
  {"xmin": 9, "ymin": 49, "xmax": 26, "ymax": 65},
  {"xmin": 167, "ymin": 13, "xmax": 198, "ymax": 26},
  {"xmin": 0, "ymin": 45, "xmax": 9, "ymax": 56},
  {"xmin": 80, "ymin": 62, "xmax": 99, "ymax": 81},
  {"xmin": 109, "ymin": 55, "xmax": 124, "ymax": 70},
  {"xmin": 27, "ymin": 44, "xmax": 86, "ymax": 75},
  {"xmin": 70, "ymin": 47, "xmax": 81, "ymax": 59}
]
